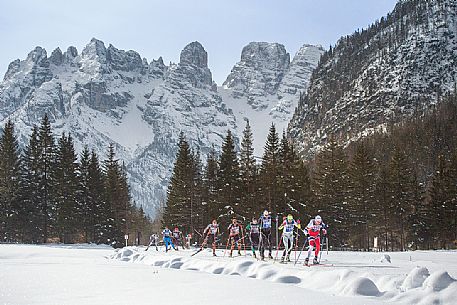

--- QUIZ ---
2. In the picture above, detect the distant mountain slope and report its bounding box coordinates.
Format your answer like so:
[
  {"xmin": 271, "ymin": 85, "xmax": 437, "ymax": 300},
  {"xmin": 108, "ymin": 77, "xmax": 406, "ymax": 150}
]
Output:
[{"xmin": 288, "ymin": 0, "xmax": 457, "ymax": 158}]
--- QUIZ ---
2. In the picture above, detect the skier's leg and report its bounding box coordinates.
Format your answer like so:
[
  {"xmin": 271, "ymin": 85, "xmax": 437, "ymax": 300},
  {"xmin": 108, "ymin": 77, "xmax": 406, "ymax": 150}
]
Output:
[
  {"xmin": 287, "ymin": 235, "xmax": 294, "ymax": 260},
  {"xmin": 313, "ymin": 238, "xmax": 321, "ymax": 263},
  {"xmin": 268, "ymin": 231, "xmax": 273, "ymax": 258},
  {"xmin": 259, "ymin": 232, "xmax": 265, "ymax": 258},
  {"xmin": 307, "ymin": 239, "xmax": 315, "ymax": 259},
  {"xmin": 282, "ymin": 235, "xmax": 288, "ymax": 258}
]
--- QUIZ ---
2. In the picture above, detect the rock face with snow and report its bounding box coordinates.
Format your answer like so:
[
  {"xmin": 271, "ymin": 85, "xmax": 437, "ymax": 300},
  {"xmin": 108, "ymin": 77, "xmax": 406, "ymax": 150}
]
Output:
[
  {"xmin": 0, "ymin": 39, "xmax": 320, "ymax": 216},
  {"xmin": 221, "ymin": 42, "xmax": 323, "ymax": 152},
  {"xmin": 288, "ymin": 0, "xmax": 457, "ymax": 158},
  {"xmin": 0, "ymin": 39, "xmax": 237, "ymax": 215}
]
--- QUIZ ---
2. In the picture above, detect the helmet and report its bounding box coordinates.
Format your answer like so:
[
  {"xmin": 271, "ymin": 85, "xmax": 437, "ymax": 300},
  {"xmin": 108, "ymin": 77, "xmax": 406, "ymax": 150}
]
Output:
[
  {"xmin": 263, "ymin": 210, "xmax": 269, "ymax": 216},
  {"xmin": 315, "ymin": 215, "xmax": 322, "ymax": 223},
  {"xmin": 174, "ymin": 227, "xmax": 179, "ymax": 232},
  {"xmin": 287, "ymin": 214, "xmax": 293, "ymax": 221},
  {"xmin": 252, "ymin": 217, "xmax": 258, "ymax": 223}
]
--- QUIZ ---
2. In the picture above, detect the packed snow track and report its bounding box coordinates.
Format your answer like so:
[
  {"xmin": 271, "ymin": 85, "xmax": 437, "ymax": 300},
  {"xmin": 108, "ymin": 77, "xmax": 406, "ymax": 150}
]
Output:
[{"xmin": 1, "ymin": 244, "xmax": 456, "ymax": 305}]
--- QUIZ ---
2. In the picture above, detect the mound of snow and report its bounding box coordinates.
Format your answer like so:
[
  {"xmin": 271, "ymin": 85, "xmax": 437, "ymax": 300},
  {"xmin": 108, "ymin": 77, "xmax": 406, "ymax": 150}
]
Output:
[
  {"xmin": 423, "ymin": 271, "xmax": 456, "ymax": 291},
  {"xmin": 401, "ymin": 267, "xmax": 430, "ymax": 291},
  {"xmin": 379, "ymin": 254, "xmax": 391, "ymax": 263},
  {"xmin": 343, "ymin": 277, "xmax": 381, "ymax": 296}
]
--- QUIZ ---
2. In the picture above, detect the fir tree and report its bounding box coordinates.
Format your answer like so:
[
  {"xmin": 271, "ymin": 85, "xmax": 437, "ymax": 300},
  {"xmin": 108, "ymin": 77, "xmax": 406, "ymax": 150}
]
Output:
[
  {"xmin": 164, "ymin": 133, "xmax": 194, "ymax": 232},
  {"xmin": 259, "ymin": 124, "xmax": 281, "ymax": 213},
  {"xmin": 103, "ymin": 144, "xmax": 130, "ymax": 247},
  {"xmin": 313, "ymin": 136, "xmax": 350, "ymax": 247},
  {"xmin": 21, "ymin": 126, "xmax": 42, "ymax": 243},
  {"xmin": 88, "ymin": 150, "xmax": 106, "ymax": 244},
  {"xmin": 389, "ymin": 146, "xmax": 414, "ymax": 251},
  {"xmin": 0, "ymin": 120, "xmax": 22, "ymax": 242},
  {"xmin": 217, "ymin": 130, "xmax": 240, "ymax": 225},
  {"xmin": 348, "ymin": 141, "xmax": 376, "ymax": 250},
  {"xmin": 37, "ymin": 114, "xmax": 56, "ymax": 243},
  {"xmin": 239, "ymin": 120, "xmax": 258, "ymax": 218},
  {"xmin": 203, "ymin": 146, "xmax": 219, "ymax": 222},
  {"xmin": 54, "ymin": 133, "xmax": 79, "ymax": 243}
]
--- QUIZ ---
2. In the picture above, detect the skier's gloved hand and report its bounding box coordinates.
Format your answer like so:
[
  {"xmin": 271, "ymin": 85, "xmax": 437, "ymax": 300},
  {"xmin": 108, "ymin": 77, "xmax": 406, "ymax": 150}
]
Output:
[{"xmin": 322, "ymin": 229, "xmax": 327, "ymax": 235}]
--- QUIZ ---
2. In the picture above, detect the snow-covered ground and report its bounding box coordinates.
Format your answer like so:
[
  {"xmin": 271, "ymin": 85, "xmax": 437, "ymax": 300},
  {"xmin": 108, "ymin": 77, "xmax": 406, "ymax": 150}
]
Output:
[{"xmin": 1, "ymin": 244, "xmax": 456, "ymax": 305}]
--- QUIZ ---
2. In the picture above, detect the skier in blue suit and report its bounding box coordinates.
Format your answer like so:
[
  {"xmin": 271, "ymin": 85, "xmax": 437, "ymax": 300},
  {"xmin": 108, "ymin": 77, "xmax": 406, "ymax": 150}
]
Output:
[{"xmin": 162, "ymin": 227, "xmax": 177, "ymax": 252}]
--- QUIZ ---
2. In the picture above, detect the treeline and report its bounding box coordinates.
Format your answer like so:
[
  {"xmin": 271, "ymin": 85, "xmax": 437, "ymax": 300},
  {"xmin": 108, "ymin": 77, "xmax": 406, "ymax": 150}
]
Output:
[
  {"xmin": 164, "ymin": 94, "xmax": 457, "ymax": 251},
  {"xmin": 164, "ymin": 121, "xmax": 312, "ymax": 241},
  {"xmin": 0, "ymin": 114, "xmax": 151, "ymax": 247}
]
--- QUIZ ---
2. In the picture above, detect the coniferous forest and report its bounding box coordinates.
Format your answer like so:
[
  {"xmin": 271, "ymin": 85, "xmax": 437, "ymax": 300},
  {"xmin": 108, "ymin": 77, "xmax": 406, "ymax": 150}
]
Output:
[
  {"xmin": 0, "ymin": 114, "xmax": 152, "ymax": 247},
  {"xmin": 164, "ymin": 93, "xmax": 457, "ymax": 251}
]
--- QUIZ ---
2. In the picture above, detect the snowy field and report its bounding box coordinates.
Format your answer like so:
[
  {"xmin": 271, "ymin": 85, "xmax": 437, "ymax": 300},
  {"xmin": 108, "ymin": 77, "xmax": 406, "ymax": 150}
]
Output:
[{"xmin": 1, "ymin": 244, "xmax": 456, "ymax": 305}]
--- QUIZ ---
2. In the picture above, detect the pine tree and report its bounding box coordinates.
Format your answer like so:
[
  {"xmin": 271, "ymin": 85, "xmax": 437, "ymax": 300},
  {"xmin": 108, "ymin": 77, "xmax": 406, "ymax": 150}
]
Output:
[
  {"xmin": 389, "ymin": 145, "xmax": 414, "ymax": 251},
  {"xmin": 203, "ymin": 147, "xmax": 219, "ymax": 223},
  {"xmin": 259, "ymin": 124, "xmax": 281, "ymax": 213},
  {"xmin": 54, "ymin": 133, "xmax": 79, "ymax": 243},
  {"xmin": 0, "ymin": 120, "xmax": 22, "ymax": 242},
  {"xmin": 348, "ymin": 141, "xmax": 376, "ymax": 250},
  {"xmin": 190, "ymin": 149, "xmax": 204, "ymax": 232},
  {"xmin": 78, "ymin": 146, "xmax": 91, "ymax": 242},
  {"xmin": 21, "ymin": 126, "xmax": 42, "ymax": 243},
  {"xmin": 428, "ymin": 155, "xmax": 452, "ymax": 248},
  {"xmin": 88, "ymin": 150, "xmax": 106, "ymax": 244},
  {"xmin": 37, "ymin": 114, "xmax": 56, "ymax": 243},
  {"xmin": 313, "ymin": 136, "xmax": 350, "ymax": 247},
  {"xmin": 103, "ymin": 144, "xmax": 130, "ymax": 247},
  {"xmin": 217, "ymin": 130, "xmax": 240, "ymax": 225},
  {"xmin": 278, "ymin": 131, "xmax": 311, "ymax": 218},
  {"xmin": 164, "ymin": 133, "xmax": 194, "ymax": 232},
  {"xmin": 239, "ymin": 120, "xmax": 258, "ymax": 218}
]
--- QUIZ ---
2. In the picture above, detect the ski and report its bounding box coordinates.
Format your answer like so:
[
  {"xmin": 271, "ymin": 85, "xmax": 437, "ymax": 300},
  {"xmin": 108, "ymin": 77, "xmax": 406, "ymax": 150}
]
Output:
[
  {"xmin": 304, "ymin": 263, "xmax": 334, "ymax": 267},
  {"xmin": 190, "ymin": 248, "xmax": 204, "ymax": 256}
]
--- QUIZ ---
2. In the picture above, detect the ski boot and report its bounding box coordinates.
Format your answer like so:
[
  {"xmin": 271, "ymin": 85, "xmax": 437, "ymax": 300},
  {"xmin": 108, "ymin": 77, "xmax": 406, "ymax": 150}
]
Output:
[
  {"xmin": 238, "ymin": 250, "xmax": 242, "ymax": 256},
  {"xmin": 286, "ymin": 255, "xmax": 291, "ymax": 262},
  {"xmin": 313, "ymin": 257, "xmax": 319, "ymax": 265},
  {"xmin": 268, "ymin": 253, "xmax": 273, "ymax": 259},
  {"xmin": 229, "ymin": 250, "xmax": 233, "ymax": 257},
  {"xmin": 260, "ymin": 255, "xmax": 265, "ymax": 261},
  {"xmin": 253, "ymin": 252, "xmax": 257, "ymax": 259},
  {"xmin": 280, "ymin": 256, "xmax": 285, "ymax": 263},
  {"xmin": 304, "ymin": 258, "xmax": 309, "ymax": 266},
  {"xmin": 213, "ymin": 252, "xmax": 217, "ymax": 257}
]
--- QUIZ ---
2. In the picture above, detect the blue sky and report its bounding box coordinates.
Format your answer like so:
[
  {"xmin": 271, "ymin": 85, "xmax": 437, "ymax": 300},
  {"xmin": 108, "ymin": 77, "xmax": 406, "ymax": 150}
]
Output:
[{"xmin": 0, "ymin": 0, "xmax": 398, "ymax": 84}]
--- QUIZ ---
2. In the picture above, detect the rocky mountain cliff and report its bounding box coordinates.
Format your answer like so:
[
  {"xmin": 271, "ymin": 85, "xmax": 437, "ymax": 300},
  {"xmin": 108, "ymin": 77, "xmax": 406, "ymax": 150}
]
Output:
[
  {"xmin": 288, "ymin": 0, "xmax": 457, "ymax": 158},
  {"xmin": 0, "ymin": 39, "xmax": 321, "ymax": 216},
  {"xmin": 221, "ymin": 42, "xmax": 323, "ymax": 152}
]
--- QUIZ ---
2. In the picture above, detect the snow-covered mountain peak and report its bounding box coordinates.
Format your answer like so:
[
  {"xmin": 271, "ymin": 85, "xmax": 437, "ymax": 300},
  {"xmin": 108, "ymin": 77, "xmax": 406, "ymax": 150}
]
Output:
[
  {"xmin": 220, "ymin": 41, "xmax": 323, "ymax": 154},
  {"xmin": 172, "ymin": 41, "xmax": 213, "ymax": 89},
  {"xmin": 179, "ymin": 41, "xmax": 208, "ymax": 69},
  {"xmin": 81, "ymin": 38, "xmax": 107, "ymax": 60},
  {"xmin": 223, "ymin": 42, "xmax": 290, "ymax": 97}
]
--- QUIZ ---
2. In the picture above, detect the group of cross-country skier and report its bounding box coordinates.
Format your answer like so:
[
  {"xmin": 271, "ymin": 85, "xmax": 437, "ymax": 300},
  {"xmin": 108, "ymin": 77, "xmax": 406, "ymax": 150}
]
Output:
[{"xmin": 146, "ymin": 210, "xmax": 328, "ymax": 266}]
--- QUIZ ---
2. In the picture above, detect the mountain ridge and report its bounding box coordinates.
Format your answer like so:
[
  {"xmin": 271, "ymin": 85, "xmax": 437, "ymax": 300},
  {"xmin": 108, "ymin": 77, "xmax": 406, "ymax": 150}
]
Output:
[{"xmin": 0, "ymin": 38, "xmax": 322, "ymax": 216}]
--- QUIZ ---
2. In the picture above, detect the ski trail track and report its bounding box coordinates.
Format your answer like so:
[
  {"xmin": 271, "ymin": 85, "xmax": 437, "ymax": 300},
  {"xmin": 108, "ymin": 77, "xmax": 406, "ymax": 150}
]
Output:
[{"xmin": 111, "ymin": 247, "xmax": 457, "ymax": 305}]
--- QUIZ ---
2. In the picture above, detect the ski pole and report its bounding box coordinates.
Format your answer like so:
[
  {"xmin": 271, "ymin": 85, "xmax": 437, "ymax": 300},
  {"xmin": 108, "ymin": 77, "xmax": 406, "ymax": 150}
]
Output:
[
  {"xmin": 294, "ymin": 228, "xmax": 299, "ymax": 263},
  {"xmin": 223, "ymin": 235, "xmax": 231, "ymax": 258},
  {"xmin": 274, "ymin": 233, "xmax": 283, "ymax": 263},
  {"xmin": 241, "ymin": 226, "xmax": 247, "ymax": 257},
  {"xmin": 294, "ymin": 235, "xmax": 309, "ymax": 266}
]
